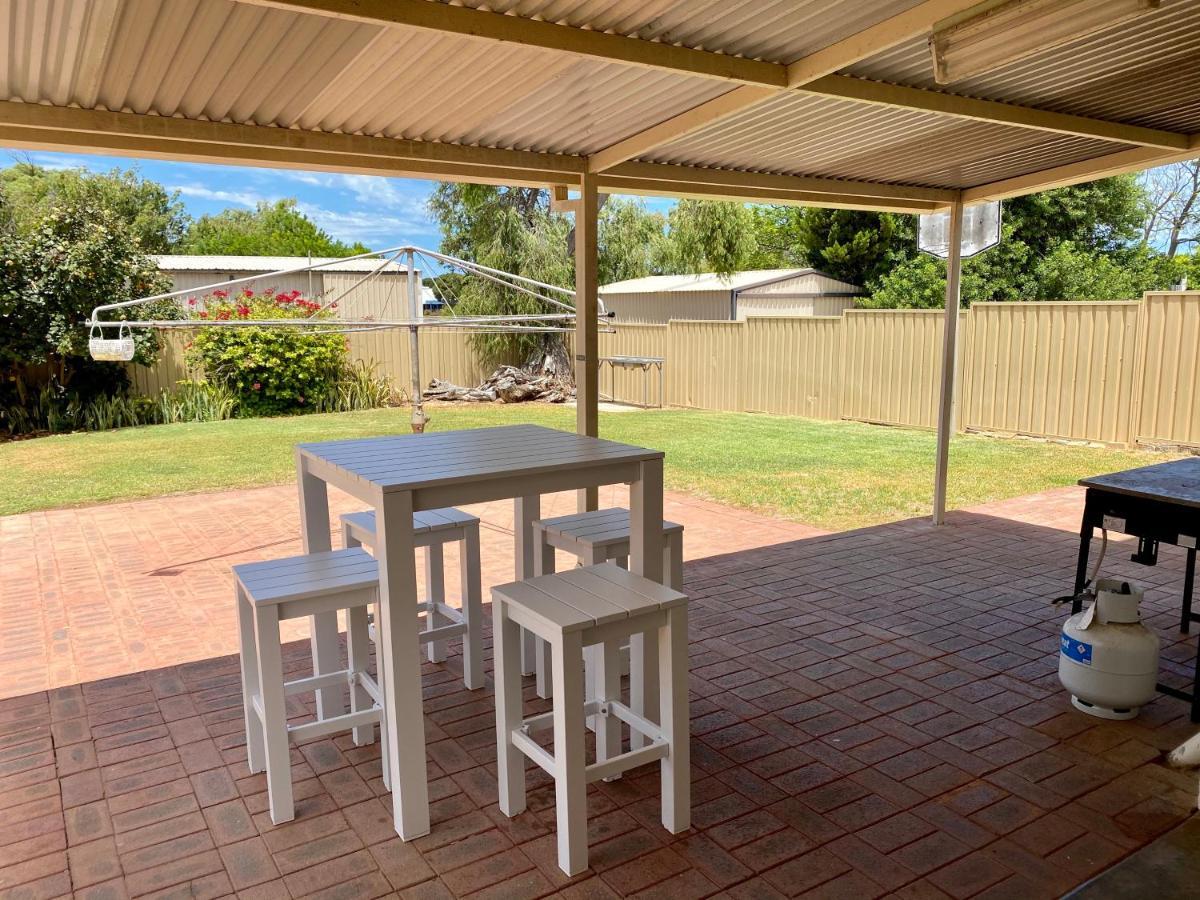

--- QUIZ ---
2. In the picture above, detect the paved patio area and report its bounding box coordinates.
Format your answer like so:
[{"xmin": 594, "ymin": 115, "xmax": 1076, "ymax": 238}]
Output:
[{"xmin": 1, "ymin": 485, "xmax": 1198, "ymax": 898}]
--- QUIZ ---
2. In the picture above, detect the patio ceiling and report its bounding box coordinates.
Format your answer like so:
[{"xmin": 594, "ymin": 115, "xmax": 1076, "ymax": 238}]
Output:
[{"xmin": 2, "ymin": 0, "xmax": 1199, "ymax": 212}]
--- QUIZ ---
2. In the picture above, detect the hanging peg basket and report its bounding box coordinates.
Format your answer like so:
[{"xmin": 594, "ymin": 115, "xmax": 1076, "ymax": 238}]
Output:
[{"xmin": 88, "ymin": 323, "xmax": 136, "ymax": 361}]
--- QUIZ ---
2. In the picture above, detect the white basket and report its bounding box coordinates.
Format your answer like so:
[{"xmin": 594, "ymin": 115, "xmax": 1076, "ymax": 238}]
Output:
[{"xmin": 88, "ymin": 325, "xmax": 136, "ymax": 361}]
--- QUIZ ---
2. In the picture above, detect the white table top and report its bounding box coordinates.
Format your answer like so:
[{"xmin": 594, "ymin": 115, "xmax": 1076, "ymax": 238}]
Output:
[{"xmin": 298, "ymin": 424, "xmax": 662, "ymax": 493}]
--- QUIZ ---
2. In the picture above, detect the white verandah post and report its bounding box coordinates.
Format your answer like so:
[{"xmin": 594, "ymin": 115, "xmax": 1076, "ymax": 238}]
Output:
[
  {"xmin": 574, "ymin": 174, "xmax": 600, "ymax": 512},
  {"xmin": 932, "ymin": 196, "xmax": 964, "ymax": 525}
]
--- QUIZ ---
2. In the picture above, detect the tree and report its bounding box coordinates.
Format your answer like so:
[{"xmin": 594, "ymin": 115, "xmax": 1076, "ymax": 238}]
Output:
[
  {"xmin": 0, "ymin": 161, "xmax": 188, "ymax": 252},
  {"xmin": 1141, "ymin": 160, "xmax": 1200, "ymax": 257},
  {"xmin": 793, "ymin": 208, "xmax": 916, "ymax": 287},
  {"xmin": 660, "ymin": 199, "xmax": 756, "ymax": 275},
  {"xmin": 1, "ymin": 203, "xmax": 176, "ymax": 403},
  {"xmin": 179, "ymin": 199, "xmax": 368, "ymax": 256},
  {"xmin": 866, "ymin": 176, "xmax": 1168, "ymax": 307},
  {"xmin": 598, "ymin": 198, "xmax": 667, "ymax": 284}
]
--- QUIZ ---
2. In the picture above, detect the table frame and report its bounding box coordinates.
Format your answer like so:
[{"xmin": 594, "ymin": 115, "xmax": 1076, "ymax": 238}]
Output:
[
  {"xmin": 1073, "ymin": 482, "xmax": 1199, "ymax": 722},
  {"xmin": 295, "ymin": 427, "xmax": 664, "ymax": 839}
]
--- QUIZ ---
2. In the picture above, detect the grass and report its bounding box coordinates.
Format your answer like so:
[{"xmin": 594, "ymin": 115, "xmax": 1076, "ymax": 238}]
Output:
[{"xmin": 0, "ymin": 404, "xmax": 1178, "ymax": 530}]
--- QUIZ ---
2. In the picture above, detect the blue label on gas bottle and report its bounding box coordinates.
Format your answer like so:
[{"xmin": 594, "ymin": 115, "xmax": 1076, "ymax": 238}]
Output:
[{"xmin": 1061, "ymin": 634, "xmax": 1092, "ymax": 665}]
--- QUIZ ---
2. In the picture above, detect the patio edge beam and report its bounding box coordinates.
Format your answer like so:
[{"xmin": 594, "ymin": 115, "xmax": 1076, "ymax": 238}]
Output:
[
  {"xmin": 241, "ymin": 0, "xmax": 788, "ymax": 88},
  {"xmin": 0, "ymin": 102, "xmax": 586, "ymax": 181},
  {"xmin": 603, "ymin": 161, "xmax": 957, "ymax": 204},
  {"xmin": 598, "ymin": 177, "xmax": 942, "ymax": 213},
  {"xmin": 962, "ymin": 138, "xmax": 1200, "ymax": 203}
]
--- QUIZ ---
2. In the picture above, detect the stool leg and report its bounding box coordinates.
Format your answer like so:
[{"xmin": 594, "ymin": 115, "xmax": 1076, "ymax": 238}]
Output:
[
  {"xmin": 254, "ymin": 605, "xmax": 294, "ymax": 824},
  {"xmin": 551, "ymin": 630, "xmax": 588, "ymax": 876},
  {"xmin": 236, "ymin": 585, "xmax": 265, "ymax": 774},
  {"xmin": 534, "ymin": 532, "xmax": 555, "ymax": 699},
  {"xmin": 461, "ymin": 526, "xmax": 484, "ymax": 690},
  {"xmin": 584, "ymin": 546, "xmax": 608, "ymax": 731},
  {"xmin": 374, "ymin": 600, "xmax": 391, "ymax": 792},
  {"xmin": 630, "ymin": 625, "xmax": 659, "ymax": 752},
  {"xmin": 493, "ymin": 598, "xmax": 526, "ymax": 817},
  {"xmin": 595, "ymin": 639, "xmax": 622, "ymax": 772},
  {"xmin": 342, "ymin": 521, "xmax": 359, "ymax": 549},
  {"xmin": 658, "ymin": 605, "xmax": 690, "ymax": 834},
  {"xmin": 424, "ymin": 543, "xmax": 447, "ymax": 664},
  {"xmin": 347, "ymin": 602, "xmax": 374, "ymax": 747},
  {"xmin": 667, "ymin": 533, "xmax": 683, "ymax": 593}
]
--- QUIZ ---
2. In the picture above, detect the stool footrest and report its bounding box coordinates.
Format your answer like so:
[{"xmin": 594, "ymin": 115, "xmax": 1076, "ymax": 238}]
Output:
[
  {"xmin": 511, "ymin": 698, "xmax": 668, "ymax": 783},
  {"xmin": 289, "ymin": 706, "xmax": 381, "ymax": 742},
  {"xmin": 419, "ymin": 622, "xmax": 468, "ymax": 644}
]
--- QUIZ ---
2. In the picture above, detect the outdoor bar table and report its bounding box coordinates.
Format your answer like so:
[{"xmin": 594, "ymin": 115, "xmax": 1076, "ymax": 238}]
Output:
[
  {"xmin": 294, "ymin": 423, "xmax": 666, "ymax": 839},
  {"xmin": 1072, "ymin": 457, "xmax": 1200, "ymax": 721}
]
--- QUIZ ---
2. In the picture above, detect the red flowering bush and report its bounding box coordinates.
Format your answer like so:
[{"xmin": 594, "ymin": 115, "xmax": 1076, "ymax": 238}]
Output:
[{"xmin": 184, "ymin": 287, "xmax": 347, "ymax": 416}]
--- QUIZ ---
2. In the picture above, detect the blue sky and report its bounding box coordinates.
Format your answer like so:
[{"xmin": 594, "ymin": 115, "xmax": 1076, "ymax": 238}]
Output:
[{"xmin": 4, "ymin": 147, "xmax": 675, "ymax": 255}]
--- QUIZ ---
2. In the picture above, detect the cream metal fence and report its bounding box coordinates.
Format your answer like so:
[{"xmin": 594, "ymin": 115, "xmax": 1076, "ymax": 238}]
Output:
[{"xmin": 129, "ymin": 293, "xmax": 1200, "ymax": 449}]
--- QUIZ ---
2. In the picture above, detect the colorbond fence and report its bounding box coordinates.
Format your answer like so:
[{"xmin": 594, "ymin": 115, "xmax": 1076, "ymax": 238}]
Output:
[{"xmin": 131, "ymin": 292, "xmax": 1200, "ymax": 449}]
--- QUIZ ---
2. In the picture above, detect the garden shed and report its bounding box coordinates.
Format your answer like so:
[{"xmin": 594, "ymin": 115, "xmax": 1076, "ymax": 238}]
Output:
[
  {"xmin": 155, "ymin": 254, "xmax": 442, "ymax": 318},
  {"xmin": 600, "ymin": 268, "xmax": 861, "ymax": 324}
]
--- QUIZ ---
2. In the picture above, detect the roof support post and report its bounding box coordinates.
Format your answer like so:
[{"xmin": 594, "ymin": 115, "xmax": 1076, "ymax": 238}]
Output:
[
  {"xmin": 933, "ymin": 197, "xmax": 964, "ymax": 526},
  {"xmin": 574, "ymin": 174, "xmax": 600, "ymax": 512}
]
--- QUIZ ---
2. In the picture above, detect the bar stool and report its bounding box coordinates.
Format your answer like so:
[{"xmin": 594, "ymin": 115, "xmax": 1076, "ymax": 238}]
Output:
[
  {"xmin": 341, "ymin": 507, "xmax": 483, "ymax": 691},
  {"xmin": 492, "ymin": 562, "xmax": 690, "ymax": 876},
  {"xmin": 235, "ymin": 548, "xmax": 383, "ymax": 824},
  {"xmin": 531, "ymin": 508, "xmax": 683, "ymax": 702}
]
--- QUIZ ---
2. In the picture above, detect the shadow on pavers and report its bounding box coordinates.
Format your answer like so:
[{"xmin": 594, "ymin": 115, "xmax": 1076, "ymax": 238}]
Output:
[{"xmin": 1067, "ymin": 814, "xmax": 1200, "ymax": 898}]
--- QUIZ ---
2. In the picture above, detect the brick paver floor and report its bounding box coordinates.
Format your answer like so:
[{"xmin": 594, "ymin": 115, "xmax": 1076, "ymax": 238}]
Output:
[{"xmin": 2, "ymin": 484, "xmax": 1198, "ymax": 898}]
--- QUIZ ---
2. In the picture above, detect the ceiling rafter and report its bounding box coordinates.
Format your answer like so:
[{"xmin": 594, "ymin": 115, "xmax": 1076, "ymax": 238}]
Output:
[{"xmin": 240, "ymin": 0, "xmax": 789, "ymax": 87}]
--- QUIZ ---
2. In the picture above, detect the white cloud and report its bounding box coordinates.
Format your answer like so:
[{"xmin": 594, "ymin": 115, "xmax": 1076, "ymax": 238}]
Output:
[
  {"xmin": 295, "ymin": 201, "xmax": 436, "ymax": 247},
  {"xmin": 171, "ymin": 184, "xmax": 270, "ymax": 208}
]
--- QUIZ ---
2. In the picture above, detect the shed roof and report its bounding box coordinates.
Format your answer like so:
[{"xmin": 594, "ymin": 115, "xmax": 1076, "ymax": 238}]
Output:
[
  {"xmin": 153, "ymin": 255, "xmax": 408, "ymax": 274},
  {"xmin": 601, "ymin": 269, "xmax": 852, "ymax": 294},
  {"xmin": 3, "ymin": 1, "xmax": 1197, "ymax": 213}
]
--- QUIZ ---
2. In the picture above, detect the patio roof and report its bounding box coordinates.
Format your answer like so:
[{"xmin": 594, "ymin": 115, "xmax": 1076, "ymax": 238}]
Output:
[{"xmin": 2, "ymin": 0, "xmax": 1198, "ymax": 212}]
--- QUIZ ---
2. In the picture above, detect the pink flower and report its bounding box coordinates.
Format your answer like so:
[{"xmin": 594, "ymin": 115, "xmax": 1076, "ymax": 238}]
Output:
[
  {"xmin": 187, "ymin": 297, "xmax": 197, "ymax": 307},
  {"xmin": 252, "ymin": 382, "xmax": 262, "ymax": 390}
]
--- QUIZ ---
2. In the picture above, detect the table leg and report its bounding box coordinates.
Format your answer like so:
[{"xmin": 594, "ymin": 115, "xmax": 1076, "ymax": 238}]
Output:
[
  {"xmin": 297, "ymin": 459, "xmax": 346, "ymax": 719},
  {"xmin": 630, "ymin": 458, "xmax": 664, "ymax": 751},
  {"xmin": 515, "ymin": 495, "xmax": 540, "ymax": 675},
  {"xmin": 1072, "ymin": 503, "xmax": 1094, "ymax": 615},
  {"xmin": 1182, "ymin": 547, "xmax": 1197, "ymax": 635},
  {"xmin": 374, "ymin": 489, "xmax": 430, "ymax": 839}
]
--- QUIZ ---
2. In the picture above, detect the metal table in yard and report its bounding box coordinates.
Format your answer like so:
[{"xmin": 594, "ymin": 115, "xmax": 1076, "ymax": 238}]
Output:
[
  {"xmin": 600, "ymin": 355, "xmax": 665, "ymax": 409},
  {"xmin": 1073, "ymin": 457, "xmax": 1200, "ymax": 720},
  {"xmin": 295, "ymin": 424, "xmax": 666, "ymax": 839}
]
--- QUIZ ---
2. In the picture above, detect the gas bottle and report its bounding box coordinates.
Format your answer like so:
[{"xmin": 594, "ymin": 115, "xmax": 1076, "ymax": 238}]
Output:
[{"xmin": 1058, "ymin": 579, "xmax": 1160, "ymax": 720}]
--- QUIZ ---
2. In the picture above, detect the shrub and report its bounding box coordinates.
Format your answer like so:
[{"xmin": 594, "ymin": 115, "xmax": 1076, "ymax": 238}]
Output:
[
  {"xmin": 313, "ymin": 360, "xmax": 397, "ymax": 413},
  {"xmin": 157, "ymin": 380, "xmax": 237, "ymax": 424},
  {"xmin": 185, "ymin": 288, "xmax": 348, "ymax": 416}
]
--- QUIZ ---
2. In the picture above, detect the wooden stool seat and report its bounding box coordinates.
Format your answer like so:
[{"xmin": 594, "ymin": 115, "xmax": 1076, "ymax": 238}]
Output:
[
  {"xmin": 531, "ymin": 508, "xmax": 684, "ymax": 702},
  {"xmin": 492, "ymin": 562, "xmax": 690, "ymax": 876},
  {"xmin": 235, "ymin": 548, "xmax": 383, "ymax": 825}
]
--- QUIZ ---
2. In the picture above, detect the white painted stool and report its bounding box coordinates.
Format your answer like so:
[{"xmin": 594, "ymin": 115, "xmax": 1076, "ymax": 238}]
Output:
[
  {"xmin": 492, "ymin": 562, "xmax": 690, "ymax": 876},
  {"xmin": 531, "ymin": 508, "xmax": 683, "ymax": 704},
  {"xmin": 235, "ymin": 548, "xmax": 383, "ymax": 825},
  {"xmin": 341, "ymin": 507, "xmax": 484, "ymax": 691}
]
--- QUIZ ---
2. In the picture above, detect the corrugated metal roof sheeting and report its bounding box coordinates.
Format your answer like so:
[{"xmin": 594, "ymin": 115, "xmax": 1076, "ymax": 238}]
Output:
[
  {"xmin": 641, "ymin": 91, "xmax": 1129, "ymax": 189},
  {"xmin": 0, "ymin": 0, "xmax": 730, "ymax": 155},
  {"xmin": 153, "ymin": 255, "xmax": 407, "ymax": 273},
  {"xmin": 846, "ymin": 0, "xmax": 1200, "ymax": 134},
  {"xmin": 443, "ymin": 0, "xmax": 924, "ymax": 65}
]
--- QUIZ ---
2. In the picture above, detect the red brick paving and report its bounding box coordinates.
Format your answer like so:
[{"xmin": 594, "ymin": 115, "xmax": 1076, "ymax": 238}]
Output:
[{"xmin": 1, "ymin": 484, "xmax": 1198, "ymax": 897}]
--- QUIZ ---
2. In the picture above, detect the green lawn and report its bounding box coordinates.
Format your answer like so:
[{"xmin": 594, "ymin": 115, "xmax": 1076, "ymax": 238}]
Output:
[{"xmin": 0, "ymin": 404, "xmax": 1176, "ymax": 530}]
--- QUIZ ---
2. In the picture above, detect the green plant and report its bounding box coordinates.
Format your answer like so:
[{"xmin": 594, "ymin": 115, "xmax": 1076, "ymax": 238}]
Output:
[
  {"xmin": 157, "ymin": 380, "xmax": 238, "ymax": 424},
  {"xmin": 185, "ymin": 288, "xmax": 348, "ymax": 416},
  {"xmin": 314, "ymin": 361, "xmax": 397, "ymax": 413}
]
